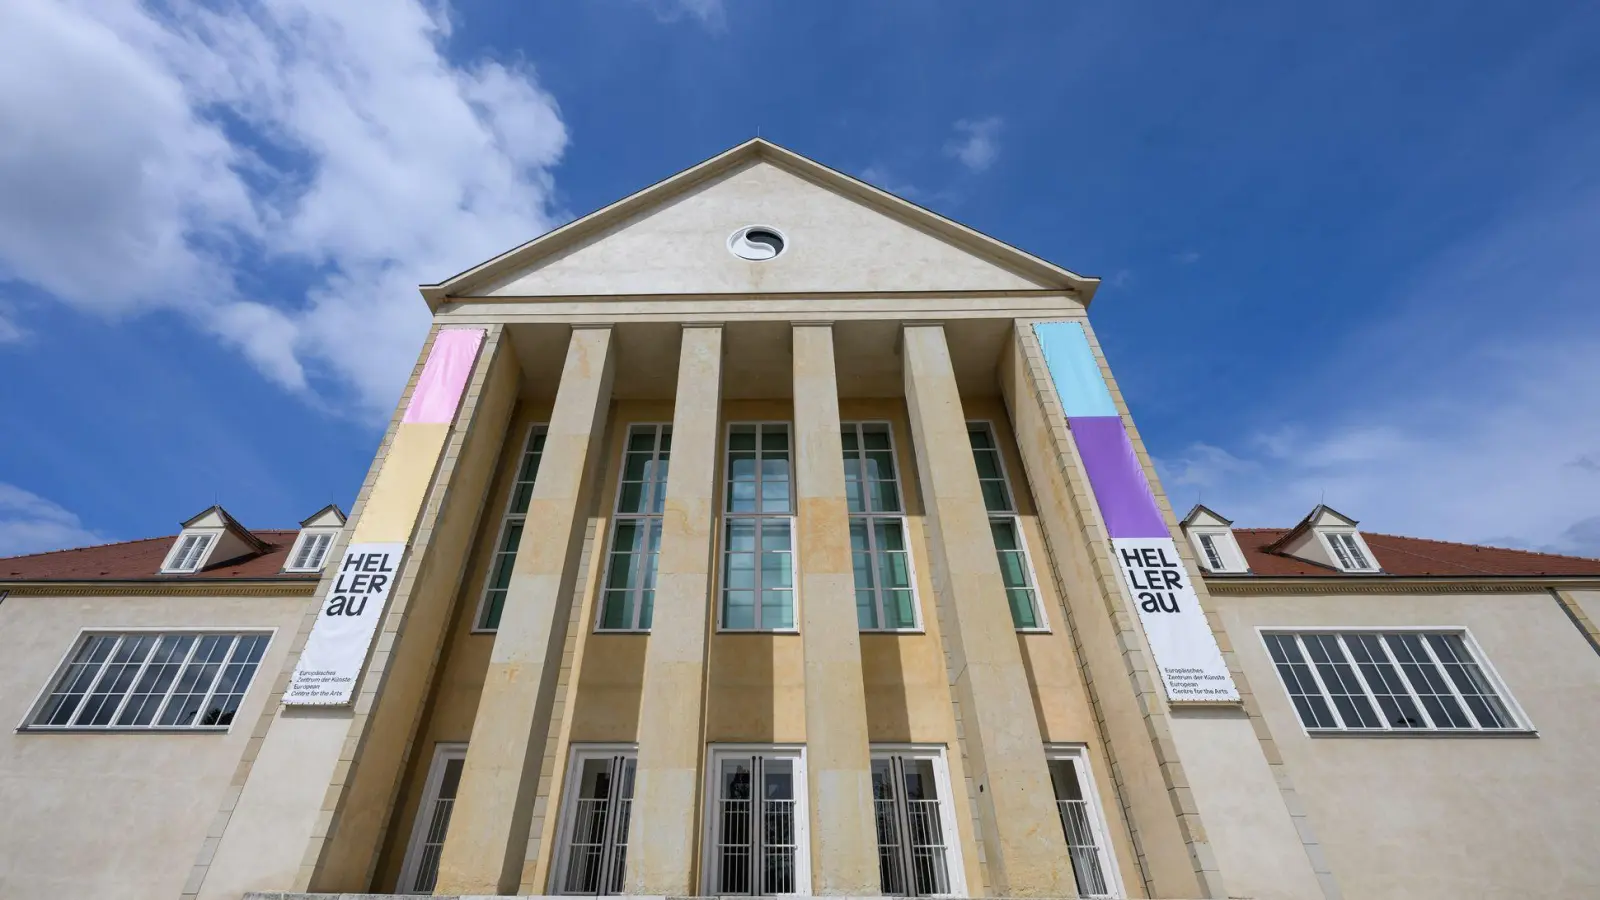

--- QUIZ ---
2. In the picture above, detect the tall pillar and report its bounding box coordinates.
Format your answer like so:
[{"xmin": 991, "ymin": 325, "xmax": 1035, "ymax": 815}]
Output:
[
  {"xmin": 901, "ymin": 323, "xmax": 1073, "ymax": 897},
  {"xmin": 792, "ymin": 323, "xmax": 881, "ymax": 894},
  {"xmin": 627, "ymin": 324, "xmax": 723, "ymax": 895},
  {"xmin": 434, "ymin": 325, "xmax": 615, "ymax": 895}
]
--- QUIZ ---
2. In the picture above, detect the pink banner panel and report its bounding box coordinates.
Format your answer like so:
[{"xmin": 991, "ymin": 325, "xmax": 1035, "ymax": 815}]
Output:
[{"xmin": 402, "ymin": 328, "xmax": 486, "ymax": 424}]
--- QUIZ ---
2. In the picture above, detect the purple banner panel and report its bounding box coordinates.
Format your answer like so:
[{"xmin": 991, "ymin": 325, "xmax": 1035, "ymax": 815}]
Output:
[
  {"xmin": 1068, "ymin": 416, "xmax": 1170, "ymax": 539},
  {"xmin": 403, "ymin": 328, "xmax": 485, "ymax": 424}
]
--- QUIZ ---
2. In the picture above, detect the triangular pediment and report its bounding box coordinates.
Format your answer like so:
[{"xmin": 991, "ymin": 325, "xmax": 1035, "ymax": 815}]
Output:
[
  {"xmin": 300, "ymin": 504, "xmax": 347, "ymax": 528},
  {"xmin": 1181, "ymin": 504, "xmax": 1234, "ymax": 528},
  {"xmin": 423, "ymin": 139, "xmax": 1097, "ymax": 305}
]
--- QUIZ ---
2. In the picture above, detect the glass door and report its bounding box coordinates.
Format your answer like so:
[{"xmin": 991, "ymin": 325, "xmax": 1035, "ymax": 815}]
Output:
[
  {"xmin": 872, "ymin": 753, "xmax": 955, "ymax": 896},
  {"xmin": 711, "ymin": 753, "xmax": 801, "ymax": 894},
  {"xmin": 557, "ymin": 751, "xmax": 637, "ymax": 894}
]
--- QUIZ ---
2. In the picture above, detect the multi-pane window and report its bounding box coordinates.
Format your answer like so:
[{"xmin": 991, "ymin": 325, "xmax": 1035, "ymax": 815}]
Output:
[
  {"xmin": 554, "ymin": 748, "xmax": 637, "ymax": 895},
  {"xmin": 286, "ymin": 531, "xmax": 335, "ymax": 572},
  {"xmin": 164, "ymin": 532, "xmax": 216, "ymax": 573},
  {"xmin": 477, "ymin": 424, "xmax": 548, "ymax": 630},
  {"xmin": 1325, "ymin": 531, "xmax": 1374, "ymax": 571},
  {"xmin": 1264, "ymin": 631, "xmax": 1521, "ymax": 732},
  {"xmin": 1197, "ymin": 533, "xmax": 1226, "ymax": 571},
  {"xmin": 722, "ymin": 423, "xmax": 795, "ymax": 631},
  {"xmin": 707, "ymin": 748, "xmax": 808, "ymax": 895},
  {"xmin": 843, "ymin": 422, "xmax": 918, "ymax": 630},
  {"xmin": 31, "ymin": 632, "xmax": 269, "ymax": 730},
  {"xmin": 599, "ymin": 425, "xmax": 670, "ymax": 631},
  {"xmin": 398, "ymin": 743, "xmax": 466, "ymax": 894},
  {"xmin": 1046, "ymin": 747, "xmax": 1120, "ymax": 899},
  {"xmin": 871, "ymin": 750, "xmax": 960, "ymax": 897},
  {"xmin": 968, "ymin": 423, "xmax": 1045, "ymax": 629}
]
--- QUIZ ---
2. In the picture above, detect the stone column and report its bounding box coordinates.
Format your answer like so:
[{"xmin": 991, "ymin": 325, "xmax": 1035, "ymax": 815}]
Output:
[
  {"xmin": 792, "ymin": 323, "xmax": 881, "ymax": 895},
  {"xmin": 901, "ymin": 323, "xmax": 1074, "ymax": 897},
  {"xmin": 434, "ymin": 325, "xmax": 615, "ymax": 895},
  {"xmin": 627, "ymin": 324, "xmax": 724, "ymax": 896}
]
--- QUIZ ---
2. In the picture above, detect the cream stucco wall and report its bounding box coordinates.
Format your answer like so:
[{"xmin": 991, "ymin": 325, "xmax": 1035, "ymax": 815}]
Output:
[
  {"xmin": 0, "ymin": 590, "xmax": 306, "ymax": 900},
  {"xmin": 1210, "ymin": 587, "xmax": 1600, "ymax": 899}
]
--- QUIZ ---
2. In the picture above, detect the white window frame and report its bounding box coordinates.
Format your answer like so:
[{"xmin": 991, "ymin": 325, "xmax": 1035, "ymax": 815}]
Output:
[
  {"xmin": 1044, "ymin": 744, "xmax": 1124, "ymax": 899},
  {"xmin": 1320, "ymin": 529, "xmax": 1377, "ymax": 572},
  {"xmin": 596, "ymin": 423, "xmax": 671, "ymax": 633},
  {"xmin": 20, "ymin": 627, "xmax": 274, "ymax": 732},
  {"xmin": 161, "ymin": 530, "xmax": 220, "ymax": 574},
  {"xmin": 550, "ymin": 743, "xmax": 638, "ymax": 894},
  {"xmin": 719, "ymin": 422, "xmax": 799, "ymax": 633},
  {"xmin": 843, "ymin": 421, "xmax": 922, "ymax": 633},
  {"xmin": 1188, "ymin": 528, "xmax": 1243, "ymax": 573},
  {"xmin": 868, "ymin": 743, "xmax": 967, "ymax": 897},
  {"xmin": 1258, "ymin": 627, "xmax": 1533, "ymax": 735},
  {"xmin": 473, "ymin": 423, "xmax": 549, "ymax": 632},
  {"xmin": 283, "ymin": 529, "xmax": 338, "ymax": 573},
  {"xmin": 396, "ymin": 742, "xmax": 468, "ymax": 894},
  {"xmin": 968, "ymin": 420, "xmax": 1049, "ymax": 632},
  {"xmin": 701, "ymin": 743, "xmax": 811, "ymax": 895}
]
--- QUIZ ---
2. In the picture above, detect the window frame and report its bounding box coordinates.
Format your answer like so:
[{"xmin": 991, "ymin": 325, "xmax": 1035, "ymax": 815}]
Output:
[
  {"xmin": 396, "ymin": 741, "xmax": 469, "ymax": 894},
  {"xmin": 701, "ymin": 743, "xmax": 812, "ymax": 895},
  {"xmin": 718, "ymin": 421, "xmax": 799, "ymax": 633},
  {"xmin": 283, "ymin": 529, "xmax": 339, "ymax": 573},
  {"xmin": 868, "ymin": 743, "xmax": 967, "ymax": 897},
  {"xmin": 1319, "ymin": 529, "xmax": 1377, "ymax": 572},
  {"xmin": 842, "ymin": 420, "xmax": 923, "ymax": 633},
  {"xmin": 549, "ymin": 742, "xmax": 639, "ymax": 895},
  {"xmin": 472, "ymin": 423, "xmax": 549, "ymax": 633},
  {"xmin": 1258, "ymin": 627, "xmax": 1533, "ymax": 736},
  {"xmin": 1044, "ymin": 743, "xmax": 1124, "ymax": 899},
  {"xmin": 1188, "ymin": 528, "xmax": 1243, "ymax": 573},
  {"xmin": 19, "ymin": 627, "xmax": 275, "ymax": 733},
  {"xmin": 967, "ymin": 420, "xmax": 1049, "ymax": 632},
  {"xmin": 161, "ymin": 530, "xmax": 220, "ymax": 574},
  {"xmin": 595, "ymin": 423, "xmax": 672, "ymax": 633}
]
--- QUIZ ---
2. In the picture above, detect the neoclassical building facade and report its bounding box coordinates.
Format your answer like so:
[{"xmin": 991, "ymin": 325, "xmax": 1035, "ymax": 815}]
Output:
[{"xmin": 3, "ymin": 140, "xmax": 1599, "ymax": 900}]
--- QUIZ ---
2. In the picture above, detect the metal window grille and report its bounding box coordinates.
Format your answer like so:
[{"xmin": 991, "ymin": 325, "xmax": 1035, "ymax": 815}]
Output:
[
  {"xmin": 843, "ymin": 422, "xmax": 917, "ymax": 630},
  {"xmin": 599, "ymin": 425, "xmax": 670, "ymax": 631},
  {"xmin": 712, "ymin": 754, "xmax": 801, "ymax": 895},
  {"xmin": 1047, "ymin": 755, "xmax": 1116, "ymax": 898},
  {"xmin": 477, "ymin": 424, "xmax": 548, "ymax": 629},
  {"xmin": 968, "ymin": 423, "xmax": 1045, "ymax": 629},
  {"xmin": 1328, "ymin": 532, "xmax": 1373, "ymax": 570},
  {"xmin": 722, "ymin": 423, "xmax": 795, "ymax": 631},
  {"xmin": 289, "ymin": 531, "xmax": 334, "ymax": 571},
  {"xmin": 1197, "ymin": 533, "xmax": 1226, "ymax": 571},
  {"xmin": 400, "ymin": 744, "xmax": 467, "ymax": 894},
  {"xmin": 32, "ymin": 632, "xmax": 269, "ymax": 730},
  {"xmin": 166, "ymin": 533, "xmax": 216, "ymax": 572},
  {"xmin": 1264, "ymin": 631, "xmax": 1521, "ymax": 732},
  {"xmin": 872, "ymin": 754, "xmax": 953, "ymax": 896},
  {"xmin": 557, "ymin": 752, "xmax": 637, "ymax": 895}
]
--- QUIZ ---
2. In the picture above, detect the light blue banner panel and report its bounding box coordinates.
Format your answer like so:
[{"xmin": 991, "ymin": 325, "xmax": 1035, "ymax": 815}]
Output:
[{"xmin": 1033, "ymin": 321, "xmax": 1118, "ymax": 418}]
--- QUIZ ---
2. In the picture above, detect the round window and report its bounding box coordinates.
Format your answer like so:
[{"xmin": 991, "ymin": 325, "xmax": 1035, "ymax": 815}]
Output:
[{"xmin": 728, "ymin": 225, "xmax": 787, "ymax": 261}]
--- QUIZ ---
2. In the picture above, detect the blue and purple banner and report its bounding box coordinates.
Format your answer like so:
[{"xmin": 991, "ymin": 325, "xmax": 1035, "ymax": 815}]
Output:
[{"xmin": 1034, "ymin": 322, "xmax": 1238, "ymax": 702}]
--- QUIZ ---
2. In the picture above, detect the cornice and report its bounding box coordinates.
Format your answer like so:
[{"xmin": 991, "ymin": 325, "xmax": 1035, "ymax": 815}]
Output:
[
  {"xmin": 0, "ymin": 580, "xmax": 318, "ymax": 598},
  {"xmin": 1204, "ymin": 576, "xmax": 1600, "ymax": 596}
]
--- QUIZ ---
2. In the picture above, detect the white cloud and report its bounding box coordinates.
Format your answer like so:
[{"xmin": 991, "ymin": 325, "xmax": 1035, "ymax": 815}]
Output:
[
  {"xmin": 0, "ymin": 483, "xmax": 102, "ymax": 557},
  {"xmin": 0, "ymin": 0, "xmax": 568, "ymax": 416},
  {"xmin": 638, "ymin": 0, "xmax": 726, "ymax": 31},
  {"xmin": 945, "ymin": 117, "xmax": 1002, "ymax": 172}
]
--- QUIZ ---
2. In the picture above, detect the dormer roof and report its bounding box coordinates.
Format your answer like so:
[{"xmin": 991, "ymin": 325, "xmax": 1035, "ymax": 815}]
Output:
[
  {"xmin": 180, "ymin": 505, "xmax": 271, "ymax": 553},
  {"xmin": 299, "ymin": 504, "xmax": 347, "ymax": 529},
  {"xmin": 1262, "ymin": 504, "xmax": 1358, "ymax": 554},
  {"xmin": 1181, "ymin": 504, "xmax": 1235, "ymax": 528}
]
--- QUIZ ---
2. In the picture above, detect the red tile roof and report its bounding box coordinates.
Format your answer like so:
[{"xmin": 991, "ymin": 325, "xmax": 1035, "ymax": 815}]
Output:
[
  {"xmin": 0, "ymin": 531, "xmax": 317, "ymax": 582},
  {"xmin": 1231, "ymin": 529, "xmax": 1600, "ymax": 578}
]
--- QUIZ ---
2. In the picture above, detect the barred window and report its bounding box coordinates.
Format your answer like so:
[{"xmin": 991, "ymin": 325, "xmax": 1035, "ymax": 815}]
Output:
[
  {"xmin": 1046, "ymin": 746, "xmax": 1121, "ymax": 899},
  {"xmin": 1263, "ymin": 631, "xmax": 1522, "ymax": 732},
  {"xmin": 871, "ymin": 749, "xmax": 961, "ymax": 897},
  {"xmin": 476, "ymin": 424, "xmax": 548, "ymax": 630},
  {"xmin": 968, "ymin": 423, "xmax": 1045, "ymax": 629},
  {"xmin": 722, "ymin": 423, "xmax": 795, "ymax": 631},
  {"xmin": 843, "ymin": 422, "xmax": 918, "ymax": 630},
  {"xmin": 553, "ymin": 748, "xmax": 637, "ymax": 895},
  {"xmin": 707, "ymin": 748, "xmax": 808, "ymax": 895},
  {"xmin": 30, "ymin": 632, "xmax": 269, "ymax": 730},
  {"xmin": 397, "ymin": 743, "xmax": 467, "ymax": 894},
  {"xmin": 598, "ymin": 425, "xmax": 670, "ymax": 631}
]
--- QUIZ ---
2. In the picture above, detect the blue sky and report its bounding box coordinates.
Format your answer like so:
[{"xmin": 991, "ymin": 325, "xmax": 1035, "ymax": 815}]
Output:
[{"xmin": 3, "ymin": 0, "xmax": 1600, "ymax": 557}]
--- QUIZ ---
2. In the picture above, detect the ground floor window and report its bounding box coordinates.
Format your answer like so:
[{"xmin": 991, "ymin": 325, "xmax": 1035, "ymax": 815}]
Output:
[
  {"xmin": 553, "ymin": 746, "xmax": 637, "ymax": 894},
  {"xmin": 397, "ymin": 743, "xmax": 467, "ymax": 894},
  {"xmin": 1046, "ymin": 745, "xmax": 1121, "ymax": 898},
  {"xmin": 871, "ymin": 747, "xmax": 962, "ymax": 896},
  {"xmin": 705, "ymin": 746, "xmax": 809, "ymax": 894}
]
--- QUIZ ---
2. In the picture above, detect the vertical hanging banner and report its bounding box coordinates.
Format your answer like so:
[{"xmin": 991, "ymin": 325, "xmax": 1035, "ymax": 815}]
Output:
[
  {"xmin": 286, "ymin": 542, "xmax": 406, "ymax": 705},
  {"xmin": 1034, "ymin": 322, "xmax": 1239, "ymax": 702}
]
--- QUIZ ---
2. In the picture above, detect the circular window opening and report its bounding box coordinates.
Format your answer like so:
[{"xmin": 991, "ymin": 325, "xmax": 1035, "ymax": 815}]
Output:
[{"xmin": 728, "ymin": 225, "xmax": 787, "ymax": 261}]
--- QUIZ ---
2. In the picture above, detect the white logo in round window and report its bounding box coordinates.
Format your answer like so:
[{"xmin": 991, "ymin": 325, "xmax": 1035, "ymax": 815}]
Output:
[{"xmin": 728, "ymin": 225, "xmax": 786, "ymax": 261}]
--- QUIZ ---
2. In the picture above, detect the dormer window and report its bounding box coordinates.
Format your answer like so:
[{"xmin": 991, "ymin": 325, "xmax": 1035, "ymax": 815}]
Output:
[
  {"xmin": 1180, "ymin": 505, "xmax": 1248, "ymax": 574},
  {"xmin": 163, "ymin": 532, "xmax": 218, "ymax": 574},
  {"xmin": 1198, "ymin": 532, "xmax": 1227, "ymax": 570},
  {"xmin": 1324, "ymin": 531, "xmax": 1374, "ymax": 572},
  {"xmin": 286, "ymin": 531, "xmax": 336, "ymax": 572}
]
